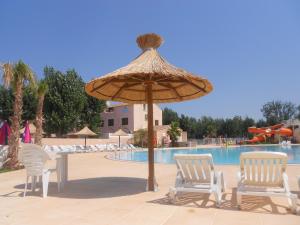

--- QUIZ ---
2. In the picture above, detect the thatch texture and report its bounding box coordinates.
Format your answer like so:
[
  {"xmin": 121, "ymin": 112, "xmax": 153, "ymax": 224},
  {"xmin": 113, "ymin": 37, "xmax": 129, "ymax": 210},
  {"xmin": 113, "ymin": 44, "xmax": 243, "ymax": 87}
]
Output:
[
  {"xmin": 85, "ymin": 33, "xmax": 213, "ymax": 103},
  {"xmin": 112, "ymin": 129, "xmax": 129, "ymax": 136},
  {"xmin": 73, "ymin": 126, "xmax": 97, "ymax": 136}
]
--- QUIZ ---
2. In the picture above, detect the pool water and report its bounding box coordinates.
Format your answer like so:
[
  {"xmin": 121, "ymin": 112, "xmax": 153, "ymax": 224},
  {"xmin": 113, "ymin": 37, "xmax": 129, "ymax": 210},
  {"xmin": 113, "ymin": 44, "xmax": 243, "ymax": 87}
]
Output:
[{"xmin": 116, "ymin": 145, "xmax": 300, "ymax": 165}]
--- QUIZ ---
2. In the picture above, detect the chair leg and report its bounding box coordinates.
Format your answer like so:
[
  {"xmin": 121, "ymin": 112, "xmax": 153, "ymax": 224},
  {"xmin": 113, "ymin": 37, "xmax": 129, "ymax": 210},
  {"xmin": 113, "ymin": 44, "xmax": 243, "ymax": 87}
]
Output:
[
  {"xmin": 168, "ymin": 187, "xmax": 177, "ymax": 203},
  {"xmin": 38, "ymin": 176, "xmax": 42, "ymax": 188},
  {"xmin": 237, "ymin": 193, "xmax": 242, "ymax": 209},
  {"xmin": 221, "ymin": 173, "xmax": 226, "ymax": 192},
  {"xmin": 42, "ymin": 171, "xmax": 50, "ymax": 198},
  {"xmin": 31, "ymin": 176, "xmax": 36, "ymax": 192},
  {"xmin": 214, "ymin": 192, "xmax": 221, "ymax": 208},
  {"xmin": 56, "ymin": 158, "xmax": 61, "ymax": 192},
  {"xmin": 23, "ymin": 176, "xmax": 29, "ymax": 197},
  {"xmin": 287, "ymin": 194, "xmax": 297, "ymax": 214}
]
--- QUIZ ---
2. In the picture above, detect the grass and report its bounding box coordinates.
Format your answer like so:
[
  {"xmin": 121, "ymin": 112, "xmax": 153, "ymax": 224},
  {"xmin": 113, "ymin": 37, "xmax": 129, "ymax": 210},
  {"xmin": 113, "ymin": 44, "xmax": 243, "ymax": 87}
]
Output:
[{"xmin": 0, "ymin": 168, "xmax": 16, "ymax": 173}]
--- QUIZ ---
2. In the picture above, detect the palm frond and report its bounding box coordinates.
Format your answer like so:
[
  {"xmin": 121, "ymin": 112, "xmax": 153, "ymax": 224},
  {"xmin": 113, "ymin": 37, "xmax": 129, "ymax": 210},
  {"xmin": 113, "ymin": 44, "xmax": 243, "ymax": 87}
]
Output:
[
  {"xmin": 1, "ymin": 63, "xmax": 13, "ymax": 88},
  {"xmin": 37, "ymin": 79, "xmax": 49, "ymax": 96},
  {"xmin": 13, "ymin": 60, "xmax": 36, "ymax": 88}
]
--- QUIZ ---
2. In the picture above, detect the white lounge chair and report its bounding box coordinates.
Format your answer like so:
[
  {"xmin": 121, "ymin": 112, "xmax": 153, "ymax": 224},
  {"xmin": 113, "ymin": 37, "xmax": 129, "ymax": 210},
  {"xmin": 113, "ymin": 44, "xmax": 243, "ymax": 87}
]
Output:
[
  {"xmin": 89, "ymin": 145, "xmax": 98, "ymax": 152},
  {"xmin": 20, "ymin": 144, "xmax": 61, "ymax": 198},
  {"xmin": 129, "ymin": 144, "xmax": 137, "ymax": 149},
  {"xmin": 169, "ymin": 154, "xmax": 225, "ymax": 207},
  {"xmin": 237, "ymin": 151, "xmax": 297, "ymax": 213},
  {"xmin": 96, "ymin": 144, "xmax": 105, "ymax": 151}
]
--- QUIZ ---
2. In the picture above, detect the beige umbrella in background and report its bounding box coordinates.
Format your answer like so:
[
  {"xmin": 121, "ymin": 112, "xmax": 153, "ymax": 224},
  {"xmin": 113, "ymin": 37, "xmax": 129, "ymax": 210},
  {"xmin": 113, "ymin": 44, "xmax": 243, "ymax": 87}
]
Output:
[
  {"xmin": 112, "ymin": 129, "xmax": 129, "ymax": 148},
  {"xmin": 85, "ymin": 33, "xmax": 213, "ymax": 191},
  {"xmin": 73, "ymin": 126, "xmax": 97, "ymax": 147}
]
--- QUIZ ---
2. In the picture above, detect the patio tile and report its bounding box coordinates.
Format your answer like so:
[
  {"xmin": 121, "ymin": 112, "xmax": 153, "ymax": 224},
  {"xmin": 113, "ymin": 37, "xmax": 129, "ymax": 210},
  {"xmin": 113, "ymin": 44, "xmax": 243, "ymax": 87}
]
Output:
[{"xmin": 0, "ymin": 152, "xmax": 299, "ymax": 225}]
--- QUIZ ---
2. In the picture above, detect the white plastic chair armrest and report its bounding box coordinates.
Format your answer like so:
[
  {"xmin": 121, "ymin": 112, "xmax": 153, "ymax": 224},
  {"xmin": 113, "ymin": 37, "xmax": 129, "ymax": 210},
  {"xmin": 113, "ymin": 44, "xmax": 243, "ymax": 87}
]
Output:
[
  {"xmin": 282, "ymin": 172, "xmax": 291, "ymax": 193},
  {"xmin": 237, "ymin": 171, "xmax": 245, "ymax": 188},
  {"xmin": 215, "ymin": 171, "xmax": 225, "ymax": 191}
]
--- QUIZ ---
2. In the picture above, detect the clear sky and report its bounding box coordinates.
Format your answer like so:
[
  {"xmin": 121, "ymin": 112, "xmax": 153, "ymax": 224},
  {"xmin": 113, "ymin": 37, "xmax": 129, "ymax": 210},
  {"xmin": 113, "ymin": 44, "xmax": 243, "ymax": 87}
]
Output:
[{"xmin": 1, "ymin": 0, "xmax": 299, "ymax": 120}]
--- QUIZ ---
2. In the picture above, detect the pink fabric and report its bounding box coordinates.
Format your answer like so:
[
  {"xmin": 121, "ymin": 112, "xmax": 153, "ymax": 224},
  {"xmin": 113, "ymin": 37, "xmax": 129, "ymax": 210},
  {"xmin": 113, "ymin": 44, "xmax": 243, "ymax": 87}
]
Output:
[
  {"xmin": 0, "ymin": 121, "xmax": 11, "ymax": 145},
  {"xmin": 22, "ymin": 121, "xmax": 31, "ymax": 143}
]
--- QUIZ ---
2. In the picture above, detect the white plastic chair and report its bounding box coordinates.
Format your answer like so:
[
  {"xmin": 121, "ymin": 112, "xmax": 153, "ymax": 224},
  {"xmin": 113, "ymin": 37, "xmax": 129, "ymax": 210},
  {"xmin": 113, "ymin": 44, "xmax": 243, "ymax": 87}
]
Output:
[
  {"xmin": 0, "ymin": 145, "xmax": 9, "ymax": 168},
  {"xmin": 20, "ymin": 144, "xmax": 61, "ymax": 198},
  {"xmin": 169, "ymin": 154, "xmax": 225, "ymax": 207},
  {"xmin": 237, "ymin": 151, "xmax": 297, "ymax": 213}
]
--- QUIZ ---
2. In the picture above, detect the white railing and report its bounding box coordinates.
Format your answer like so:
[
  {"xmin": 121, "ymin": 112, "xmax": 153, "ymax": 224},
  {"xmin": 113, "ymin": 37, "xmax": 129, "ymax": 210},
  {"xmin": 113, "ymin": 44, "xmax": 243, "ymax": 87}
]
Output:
[{"xmin": 188, "ymin": 137, "xmax": 247, "ymax": 146}]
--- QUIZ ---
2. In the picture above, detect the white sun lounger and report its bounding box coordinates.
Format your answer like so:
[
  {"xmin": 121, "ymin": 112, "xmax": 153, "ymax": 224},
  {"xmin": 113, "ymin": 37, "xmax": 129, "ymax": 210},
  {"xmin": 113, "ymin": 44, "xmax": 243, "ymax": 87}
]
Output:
[
  {"xmin": 169, "ymin": 154, "xmax": 225, "ymax": 207},
  {"xmin": 129, "ymin": 144, "xmax": 137, "ymax": 149},
  {"xmin": 237, "ymin": 151, "xmax": 297, "ymax": 213}
]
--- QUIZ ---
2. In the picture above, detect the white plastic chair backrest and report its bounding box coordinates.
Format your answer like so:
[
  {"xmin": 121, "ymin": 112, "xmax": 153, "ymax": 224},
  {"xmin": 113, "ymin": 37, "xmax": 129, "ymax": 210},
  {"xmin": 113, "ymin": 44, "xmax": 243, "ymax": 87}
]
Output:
[
  {"xmin": 174, "ymin": 154, "xmax": 214, "ymax": 184},
  {"xmin": 20, "ymin": 144, "xmax": 50, "ymax": 176},
  {"xmin": 240, "ymin": 151, "xmax": 287, "ymax": 186},
  {"xmin": 0, "ymin": 145, "xmax": 8, "ymax": 157}
]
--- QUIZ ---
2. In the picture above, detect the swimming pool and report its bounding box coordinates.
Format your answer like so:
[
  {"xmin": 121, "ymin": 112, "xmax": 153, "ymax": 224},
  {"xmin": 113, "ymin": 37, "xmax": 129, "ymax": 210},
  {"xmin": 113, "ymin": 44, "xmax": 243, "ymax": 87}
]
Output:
[{"xmin": 115, "ymin": 145, "xmax": 300, "ymax": 165}]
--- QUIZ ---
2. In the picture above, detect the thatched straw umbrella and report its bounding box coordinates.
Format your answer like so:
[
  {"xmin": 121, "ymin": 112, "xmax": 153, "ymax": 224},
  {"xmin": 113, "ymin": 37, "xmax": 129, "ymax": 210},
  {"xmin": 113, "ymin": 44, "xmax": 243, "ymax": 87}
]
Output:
[
  {"xmin": 85, "ymin": 33, "xmax": 213, "ymax": 191},
  {"xmin": 73, "ymin": 126, "xmax": 97, "ymax": 147},
  {"xmin": 111, "ymin": 129, "xmax": 129, "ymax": 148}
]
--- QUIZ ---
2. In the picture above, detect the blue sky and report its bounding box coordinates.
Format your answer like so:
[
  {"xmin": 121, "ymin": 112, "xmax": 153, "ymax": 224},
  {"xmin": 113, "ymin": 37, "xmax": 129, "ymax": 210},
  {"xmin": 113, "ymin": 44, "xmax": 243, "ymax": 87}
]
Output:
[{"xmin": 1, "ymin": 0, "xmax": 299, "ymax": 120}]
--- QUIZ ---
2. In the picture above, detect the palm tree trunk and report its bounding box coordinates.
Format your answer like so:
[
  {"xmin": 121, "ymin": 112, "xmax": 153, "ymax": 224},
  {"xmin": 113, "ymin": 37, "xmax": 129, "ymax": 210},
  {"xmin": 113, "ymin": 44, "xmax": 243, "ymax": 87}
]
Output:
[
  {"xmin": 6, "ymin": 80, "xmax": 23, "ymax": 169},
  {"xmin": 34, "ymin": 95, "xmax": 45, "ymax": 145}
]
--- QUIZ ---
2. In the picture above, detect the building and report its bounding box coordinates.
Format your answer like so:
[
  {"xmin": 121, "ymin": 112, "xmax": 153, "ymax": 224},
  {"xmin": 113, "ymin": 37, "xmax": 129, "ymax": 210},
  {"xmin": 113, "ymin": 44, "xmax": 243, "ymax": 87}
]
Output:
[
  {"xmin": 283, "ymin": 119, "xmax": 300, "ymax": 143},
  {"xmin": 154, "ymin": 125, "xmax": 187, "ymax": 147},
  {"xmin": 100, "ymin": 103, "xmax": 162, "ymax": 135}
]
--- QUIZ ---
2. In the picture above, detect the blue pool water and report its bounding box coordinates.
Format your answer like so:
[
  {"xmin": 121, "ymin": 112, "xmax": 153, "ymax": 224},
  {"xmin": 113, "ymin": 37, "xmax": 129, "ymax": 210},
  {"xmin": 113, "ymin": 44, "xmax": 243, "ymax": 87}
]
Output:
[{"xmin": 116, "ymin": 145, "xmax": 300, "ymax": 165}]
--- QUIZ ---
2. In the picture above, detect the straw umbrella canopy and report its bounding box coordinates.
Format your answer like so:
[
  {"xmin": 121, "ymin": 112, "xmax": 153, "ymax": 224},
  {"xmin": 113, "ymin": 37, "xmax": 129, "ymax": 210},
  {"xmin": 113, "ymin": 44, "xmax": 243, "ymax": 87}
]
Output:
[
  {"xmin": 111, "ymin": 129, "xmax": 129, "ymax": 148},
  {"xmin": 73, "ymin": 126, "xmax": 97, "ymax": 147},
  {"xmin": 85, "ymin": 33, "xmax": 213, "ymax": 191}
]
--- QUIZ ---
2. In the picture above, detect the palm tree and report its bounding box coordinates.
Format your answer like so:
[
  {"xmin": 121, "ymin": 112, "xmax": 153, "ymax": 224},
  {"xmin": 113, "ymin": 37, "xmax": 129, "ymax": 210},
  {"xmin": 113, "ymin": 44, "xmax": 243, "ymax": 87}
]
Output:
[
  {"xmin": 0, "ymin": 61, "xmax": 36, "ymax": 169},
  {"xmin": 34, "ymin": 80, "xmax": 48, "ymax": 145},
  {"xmin": 167, "ymin": 121, "xmax": 182, "ymax": 147}
]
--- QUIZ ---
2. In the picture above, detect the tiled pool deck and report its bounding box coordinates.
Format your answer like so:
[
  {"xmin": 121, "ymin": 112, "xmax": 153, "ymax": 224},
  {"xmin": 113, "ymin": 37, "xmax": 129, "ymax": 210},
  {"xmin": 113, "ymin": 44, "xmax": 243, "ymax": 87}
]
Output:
[{"xmin": 0, "ymin": 152, "xmax": 299, "ymax": 225}]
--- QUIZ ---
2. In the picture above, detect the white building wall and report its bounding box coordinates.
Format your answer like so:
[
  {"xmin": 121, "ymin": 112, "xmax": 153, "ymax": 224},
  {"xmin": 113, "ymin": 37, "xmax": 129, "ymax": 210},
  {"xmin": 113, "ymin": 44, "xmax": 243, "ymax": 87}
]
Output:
[{"xmin": 101, "ymin": 103, "xmax": 162, "ymax": 134}]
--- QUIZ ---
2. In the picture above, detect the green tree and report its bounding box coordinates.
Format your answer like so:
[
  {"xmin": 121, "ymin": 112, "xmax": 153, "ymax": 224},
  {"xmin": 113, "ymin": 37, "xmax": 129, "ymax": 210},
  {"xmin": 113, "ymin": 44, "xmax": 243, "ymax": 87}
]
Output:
[
  {"xmin": 242, "ymin": 117, "xmax": 255, "ymax": 138},
  {"xmin": 1, "ymin": 61, "xmax": 36, "ymax": 168},
  {"xmin": 133, "ymin": 129, "xmax": 148, "ymax": 147},
  {"xmin": 201, "ymin": 116, "xmax": 217, "ymax": 137},
  {"xmin": 43, "ymin": 67, "xmax": 86, "ymax": 136},
  {"xmin": 22, "ymin": 86, "xmax": 38, "ymax": 121},
  {"xmin": 80, "ymin": 94, "xmax": 106, "ymax": 133},
  {"xmin": 256, "ymin": 119, "xmax": 268, "ymax": 128},
  {"xmin": 0, "ymin": 86, "xmax": 14, "ymax": 121},
  {"xmin": 162, "ymin": 108, "xmax": 179, "ymax": 125},
  {"xmin": 296, "ymin": 105, "xmax": 300, "ymax": 120},
  {"xmin": 167, "ymin": 121, "xmax": 182, "ymax": 147},
  {"xmin": 261, "ymin": 100, "xmax": 296, "ymax": 125},
  {"xmin": 0, "ymin": 86, "xmax": 37, "ymax": 123}
]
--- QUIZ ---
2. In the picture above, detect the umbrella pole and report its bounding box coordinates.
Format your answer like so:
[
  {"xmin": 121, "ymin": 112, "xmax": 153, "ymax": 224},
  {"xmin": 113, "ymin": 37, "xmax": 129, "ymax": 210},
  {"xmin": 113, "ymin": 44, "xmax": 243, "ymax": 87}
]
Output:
[
  {"xmin": 119, "ymin": 135, "xmax": 120, "ymax": 148},
  {"xmin": 85, "ymin": 136, "xmax": 86, "ymax": 148},
  {"xmin": 147, "ymin": 83, "xmax": 155, "ymax": 191}
]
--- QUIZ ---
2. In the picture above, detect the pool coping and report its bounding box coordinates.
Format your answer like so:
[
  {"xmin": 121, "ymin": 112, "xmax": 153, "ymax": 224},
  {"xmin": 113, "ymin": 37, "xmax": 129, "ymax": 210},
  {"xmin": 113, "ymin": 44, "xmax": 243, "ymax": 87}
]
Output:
[{"xmin": 104, "ymin": 144, "xmax": 300, "ymax": 166}]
